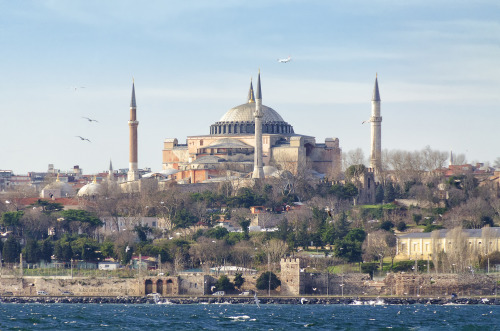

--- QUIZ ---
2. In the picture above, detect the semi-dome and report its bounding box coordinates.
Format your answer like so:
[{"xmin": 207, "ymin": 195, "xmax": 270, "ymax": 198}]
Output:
[{"xmin": 210, "ymin": 79, "xmax": 294, "ymax": 136}]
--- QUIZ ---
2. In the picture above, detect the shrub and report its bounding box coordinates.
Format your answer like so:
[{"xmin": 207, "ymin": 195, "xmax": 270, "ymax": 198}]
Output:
[
  {"xmin": 396, "ymin": 221, "xmax": 407, "ymax": 232},
  {"xmin": 215, "ymin": 275, "xmax": 234, "ymax": 292},
  {"xmin": 256, "ymin": 271, "xmax": 281, "ymax": 290}
]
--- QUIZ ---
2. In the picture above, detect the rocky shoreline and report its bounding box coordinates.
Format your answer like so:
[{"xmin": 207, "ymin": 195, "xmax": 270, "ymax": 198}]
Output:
[{"xmin": 1, "ymin": 296, "xmax": 499, "ymax": 305}]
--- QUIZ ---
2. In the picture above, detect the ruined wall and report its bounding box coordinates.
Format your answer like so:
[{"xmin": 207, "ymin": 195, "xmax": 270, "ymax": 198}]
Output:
[
  {"xmin": 385, "ymin": 273, "xmax": 497, "ymax": 297},
  {"xmin": 0, "ymin": 277, "xmax": 141, "ymax": 296}
]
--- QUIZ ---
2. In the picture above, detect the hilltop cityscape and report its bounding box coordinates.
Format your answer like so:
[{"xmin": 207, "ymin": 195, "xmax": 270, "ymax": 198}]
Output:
[{"xmin": 1, "ymin": 71, "xmax": 500, "ymax": 299}]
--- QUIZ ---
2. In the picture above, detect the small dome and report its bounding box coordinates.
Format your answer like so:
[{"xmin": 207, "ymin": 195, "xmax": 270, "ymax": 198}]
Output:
[
  {"xmin": 42, "ymin": 180, "xmax": 75, "ymax": 197},
  {"xmin": 77, "ymin": 182, "xmax": 101, "ymax": 196}
]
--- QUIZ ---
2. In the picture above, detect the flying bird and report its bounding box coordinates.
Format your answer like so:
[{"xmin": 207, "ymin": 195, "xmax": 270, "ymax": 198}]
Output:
[
  {"xmin": 362, "ymin": 119, "xmax": 372, "ymax": 124},
  {"xmin": 75, "ymin": 136, "xmax": 91, "ymax": 142},
  {"xmin": 82, "ymin": 116, "xmax": 98, "ymax": 123},
  {"xmin": 278, "ymin": 56, "xmax": 292, "ymax": 63},
  {"xmin": 71, "ymin": 86, "xmax": 86, "ymax": 91}
]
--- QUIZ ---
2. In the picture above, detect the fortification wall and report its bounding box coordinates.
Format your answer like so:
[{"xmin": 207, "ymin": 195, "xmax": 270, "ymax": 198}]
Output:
[{"xmin": 0, "ymin": 277, "xmax": 141, "ymax": 296}]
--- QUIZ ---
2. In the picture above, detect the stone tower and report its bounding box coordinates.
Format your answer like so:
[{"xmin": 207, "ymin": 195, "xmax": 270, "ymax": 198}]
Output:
[
  {"xmin": 370, "ymin": 74, "xmax": 382, "ymax": 174},
  {"xmin": 252, "ymin": 71, "xmax": 264, "ymax": 179},
  {"xmin": 128, "ymin": 80, "xmax": 139, "ymax": 182}
]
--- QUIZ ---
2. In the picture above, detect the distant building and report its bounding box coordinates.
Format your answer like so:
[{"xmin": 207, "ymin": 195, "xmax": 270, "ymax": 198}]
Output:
[
  {"xmin": 396, "ymin": 227, "xmax": 500, "ymax": 260},
  {"xmin": 162, "ymin": 74, "xmax": 342, "ymax": 184}
]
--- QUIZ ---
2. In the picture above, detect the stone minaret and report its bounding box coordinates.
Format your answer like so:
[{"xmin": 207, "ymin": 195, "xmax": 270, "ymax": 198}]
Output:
[
  {"xmin": 370, "ymin": 74, "xmax": 382, "ymax": 173},
  {"xmin": 128, "ymin": 80, "xmax": 139, "ymax": 182},
  {"xmin": 108, "ymin": 159, "xmax": 114, "ymax": 181},
  {"xmin": 449, "ymin": 150, "xmax": 454, "ymax": 167},
  {"xmin": 252, "ymin": 71, "xmax": 264, "ymax": 179}
]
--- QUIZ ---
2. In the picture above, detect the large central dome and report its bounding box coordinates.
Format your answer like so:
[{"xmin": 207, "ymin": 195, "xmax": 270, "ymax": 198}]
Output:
[
  {"xmin": 219, "ymin": 103, "xmax": 285, "ymax": 123},
  {"xmin": 210, "ymin": 80, "xmax": 294, "ymax": 136}
]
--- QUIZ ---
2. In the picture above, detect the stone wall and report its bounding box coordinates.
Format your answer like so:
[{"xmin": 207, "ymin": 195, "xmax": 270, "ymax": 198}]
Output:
[
  {"xmin": 385, "ymin": 273, "xmax": 497, "ymax": 297},
  {"xmin": 0, "ymin": 277, "xmax": 141, "ymax": 297}
]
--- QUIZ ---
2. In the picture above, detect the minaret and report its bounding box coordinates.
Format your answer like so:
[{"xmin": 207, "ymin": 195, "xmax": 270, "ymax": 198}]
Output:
[
  {"xmin": 128, "ymin": 80, "xmax": 139, "ymax": 181},
  {"xmin": 370, "ymin": 74, "xmax": 382, "ymax": 173},
  {"xmin": 252, "ymin": 71, "xmax": 264, "ymax": 179},
  {"xmin": 449, "ymin": 150, "xmax": 454, "ymax": 167},
  {"xmin": 108, "ymin": 159, "xmax": 114, "ymax": 181}
]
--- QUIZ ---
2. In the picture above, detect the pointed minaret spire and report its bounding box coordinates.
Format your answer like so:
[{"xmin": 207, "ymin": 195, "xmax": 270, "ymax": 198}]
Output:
[
  {"xmin": 252, "ymin": 70, "xmax": 264, "ymax": 179},
  {"xmin": 130, "ymin": 78, "xmax": 136, "ymax": 108},
  {"xmin": 372, "ymin": 73, "xmax": 381, "ymax": 101},
  {"xmin": 247, "ymin": 78, "xmax": 255, "ymax": 103},
  {"xmin": 108, "ymin": 159, "xmax": 114, "ymax": 181}
]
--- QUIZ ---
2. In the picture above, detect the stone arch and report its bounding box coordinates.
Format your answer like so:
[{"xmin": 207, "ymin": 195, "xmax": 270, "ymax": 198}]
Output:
[
  {"xmin": 145, "ymin": 279, "xmax": 153, "ymax": 295},
  {"xmin": 166, "ymin": 279, "xmax": 174, "ymax": 295},
  {"xmin": 157, "ymin": 279, "xmax": 164, "ymax": 295}
]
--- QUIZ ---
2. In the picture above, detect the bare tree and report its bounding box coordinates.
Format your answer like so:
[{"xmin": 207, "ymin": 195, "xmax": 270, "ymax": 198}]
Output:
[
  {"xmin": 444, "ymin": 227, "xmax": 477, "ymax": 273},
  {"xmin": 342, "ymin": 148, "xmax": 366, "ymax": 171},
  {"xmin": 263, "ymin": 239, "xmax": 288, "ymax": 271},
  {"xmin": 363, "ymin": 230, "xmax": 392, "ymax": 271}
]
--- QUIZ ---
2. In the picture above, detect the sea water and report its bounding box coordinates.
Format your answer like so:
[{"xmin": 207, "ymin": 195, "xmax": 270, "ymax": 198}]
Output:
[{"xmin": 0, "ymin": 303, "xmax": 498, "ymax": 330}]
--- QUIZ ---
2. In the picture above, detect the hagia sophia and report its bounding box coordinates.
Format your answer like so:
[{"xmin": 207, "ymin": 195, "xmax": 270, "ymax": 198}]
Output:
[
  {"xmin": 161, "ymin": 73, "xmax": 342, "ymax": 184},
  {"xmin": 33, "ymin": 72, "xmax": 384, "ymax": 198}
]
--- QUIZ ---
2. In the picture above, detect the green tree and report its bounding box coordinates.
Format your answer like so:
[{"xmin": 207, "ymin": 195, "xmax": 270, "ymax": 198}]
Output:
[
  {"xmin": 2, "ymin": 237, "xmax": 20, "ymax": 263},
  {"xmin": 59, "ymin": 209, "xmax": 102, "ymax": 227},
  {"xmin": 256, "ymin": 271, "xmax": 281, "ymax": 291},
  {"xmin": 334, "ymin": 228, "xmax": 366, "ymax": 263},
  {"xmin": 134, "ymin": 225, "xmax": 152, "ymax": 242},
  {"xmin": 375, "ymin": 184, "xmax": 384, "ymax": 203},
  {"xmin": 379, "ymin": 221, "xmax": 394, "ymax": 231},
  {"xmin": 206, "ymin": 227, "xmax": 229, "ymax": 240},
  {"xmin": 238, "ymin": 219, "xmax": 251, "ymax": 240},
  {"xmin": 343, "ymin": 182, "xmax": 359, "ymax": 200},
  {"xmin": 412, "ymin": 214, "xmax": 422, "ymax": 226},
  {"xmin": 384, "ymin": 182, "xmax": 396, "ymax": 202},
  {"xmin": 233, "ymin": 272, "xmax": 245, "ymax": 289},
  {"xmin": 30, "ymin": 199, "xmax": 64, "ymax": 212},
  {"xmin": 396, "ymin": 221, "xmax": 407, "ymax": 232},
  {"xmin": 23, "ymin": 239, "xmax": 41, "ymax": 263},
  {"xmin": 215, "ymin": 275, "xmax": 234, "ymax": 292},
  {"xmin": 61, "ymin": 243, "xmax": 73, "ymax": 261},
  {"xmin": 40, "ymin": 239, "xmax": 53, "ymax": 262},
  {"xmin": 100, "ymin": 241, "xmax": 115, "ymax": 259}
]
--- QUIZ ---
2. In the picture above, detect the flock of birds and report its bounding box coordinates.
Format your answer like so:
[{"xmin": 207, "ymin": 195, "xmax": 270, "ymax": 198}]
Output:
[
  {"xmin": 73, "ymin": 55, "xmax": 292, "ymax": 143},
  {"xmin": 76, "ymin": 116, "xmax": 98, "ymax": 142}
]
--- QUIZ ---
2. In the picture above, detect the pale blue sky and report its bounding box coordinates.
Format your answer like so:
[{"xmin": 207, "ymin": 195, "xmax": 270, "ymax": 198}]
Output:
[{"xmin": 1, "ymin": 0, "xmax": 499, "ymax": 174}]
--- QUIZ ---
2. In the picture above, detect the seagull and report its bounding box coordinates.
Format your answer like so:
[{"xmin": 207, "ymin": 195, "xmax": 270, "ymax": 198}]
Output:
[
  {"xmin": 75, "ymin": 136, "xmax": 91, "ymax": 142},
  {"xmin": 0, "ymin": 231, "xmax": 12, "ymax": 237},
  {"xmin": 254, "ymin": 293, "xmax": 261, "ymax": 308},
  {"xmin": 82, "ymin": 116, "xmax": 98, "ymax": 123},
  {"xmin": 362, "ymin": 119, "xmax": 371, "ymax": 124},
  {"xmin": 71, "ymin": 86, "xmax": 86, "ymax": 91}
]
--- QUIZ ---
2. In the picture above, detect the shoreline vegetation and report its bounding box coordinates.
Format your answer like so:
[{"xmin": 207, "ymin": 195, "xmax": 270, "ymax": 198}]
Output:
[{"xmin": 1, "ymin": 295, "xmax": 499, "ymax": 305}]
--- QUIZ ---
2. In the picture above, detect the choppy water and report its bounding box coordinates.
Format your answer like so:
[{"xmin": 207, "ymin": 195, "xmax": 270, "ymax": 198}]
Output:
[{"xmin": 0, "ymin": 303, "xmax": 498, "ymax": 330}]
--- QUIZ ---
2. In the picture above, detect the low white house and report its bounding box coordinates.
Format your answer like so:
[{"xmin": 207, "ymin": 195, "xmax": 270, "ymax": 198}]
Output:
[{"xmin": 98, "ymin": 261, "xmax": 120, "ymax": 270}]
